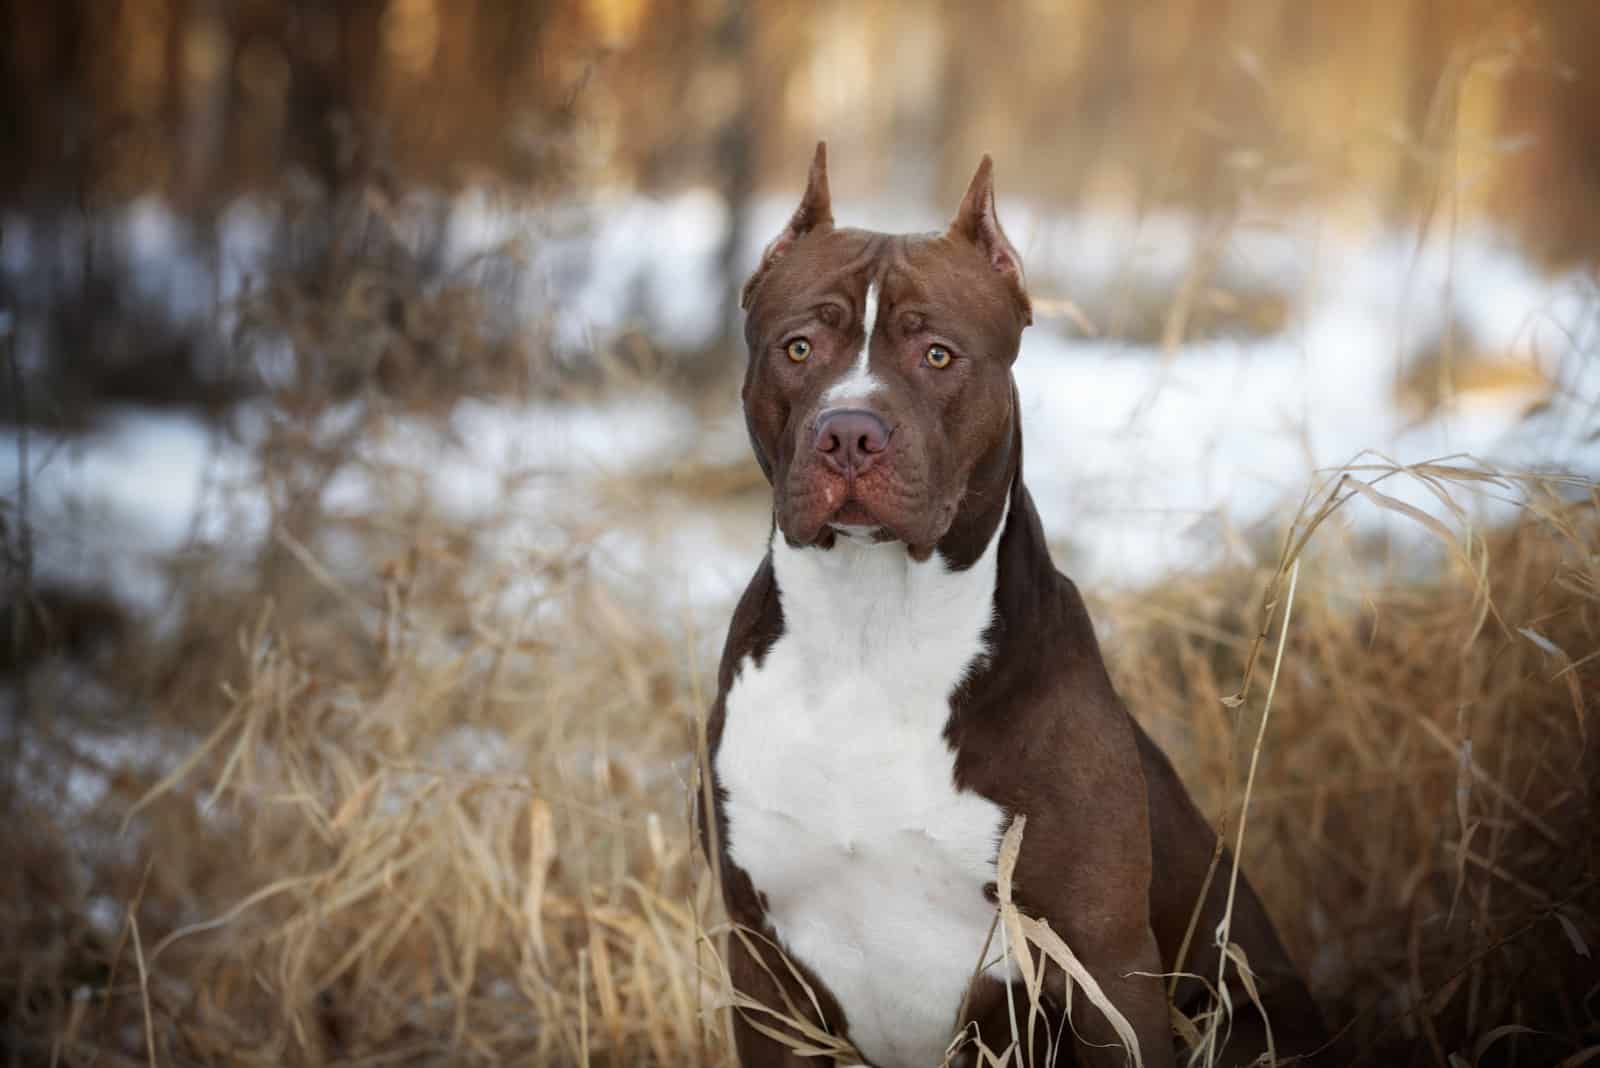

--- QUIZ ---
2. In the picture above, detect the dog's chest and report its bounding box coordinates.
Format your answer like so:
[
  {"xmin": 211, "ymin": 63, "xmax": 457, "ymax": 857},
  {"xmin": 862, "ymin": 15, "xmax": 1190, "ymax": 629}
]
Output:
[{"xmin": 716, "ymin": 536, "xmax": 1011, "ymax": 1068}]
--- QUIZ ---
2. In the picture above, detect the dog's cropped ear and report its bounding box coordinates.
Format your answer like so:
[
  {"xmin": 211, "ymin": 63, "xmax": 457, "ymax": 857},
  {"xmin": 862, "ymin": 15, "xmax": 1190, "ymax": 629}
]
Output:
[
  {"xmin": 741, "ymin": 141, "xmax": 833, "ymax": 310},
  {"xmin": 948, "ymin": 156, "xmax": 1032, "ymax": 326}
]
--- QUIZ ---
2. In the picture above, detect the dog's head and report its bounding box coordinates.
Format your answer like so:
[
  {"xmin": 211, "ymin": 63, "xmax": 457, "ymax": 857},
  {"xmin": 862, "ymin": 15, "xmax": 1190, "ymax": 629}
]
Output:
[{"xmin": 740, "ymin": 143, "xmax": 1032, "ymax": 560}]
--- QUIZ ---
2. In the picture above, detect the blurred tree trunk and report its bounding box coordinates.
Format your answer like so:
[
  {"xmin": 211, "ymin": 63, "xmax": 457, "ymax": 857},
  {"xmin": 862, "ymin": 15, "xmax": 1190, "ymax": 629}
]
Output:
[
  {"xmin": 1391, "ymin": 0, "xmax": 1454, "ymax": 224},
  {"xmin": 715, "ymin": 0, "xmax": 760, "ymax": 359},
  {"xmin": 1500, "ymin": 0, "xmax": 1600, "ymax": 264},
  {"xmin": 0, "ymin": 0, "xmax": 83, "ymax": 206},
  {"xmin": 171, "ymin": 0, "xmax": 233, "ymax": 207},
  {"xmin": 282, "ymin": 0, "xmax": 384, "ymax": 193}
]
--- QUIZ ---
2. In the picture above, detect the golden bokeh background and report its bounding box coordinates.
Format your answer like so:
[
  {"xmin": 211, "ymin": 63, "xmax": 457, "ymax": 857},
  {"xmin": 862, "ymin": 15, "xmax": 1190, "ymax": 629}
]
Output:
[{"xmin": 4, "ymin": 0, "xmax": 1594, "ymax": 252}]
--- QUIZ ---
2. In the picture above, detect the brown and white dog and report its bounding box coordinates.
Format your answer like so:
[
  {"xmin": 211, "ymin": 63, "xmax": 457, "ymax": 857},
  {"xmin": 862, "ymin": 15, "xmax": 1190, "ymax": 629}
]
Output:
[{"xmin": 702, "ymin": 144, "xmax": 1326, "ymax": 1068}]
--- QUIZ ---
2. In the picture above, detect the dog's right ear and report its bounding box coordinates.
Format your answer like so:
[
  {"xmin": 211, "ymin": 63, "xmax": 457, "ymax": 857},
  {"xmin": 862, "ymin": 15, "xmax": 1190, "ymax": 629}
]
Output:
[{"xmin": 741, "ymin": 141, "xmax": 833, "ymax": 310}]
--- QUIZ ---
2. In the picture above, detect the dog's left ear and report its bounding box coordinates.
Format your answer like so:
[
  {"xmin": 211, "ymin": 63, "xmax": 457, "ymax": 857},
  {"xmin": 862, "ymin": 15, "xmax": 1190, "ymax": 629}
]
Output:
[
  {"xmin": 741, "ymin": 141, "xmax": 834, "ymax": 310},
  {"xmin": 949, "ymin": 156, "xmax": 1032, "ymax": 326}
]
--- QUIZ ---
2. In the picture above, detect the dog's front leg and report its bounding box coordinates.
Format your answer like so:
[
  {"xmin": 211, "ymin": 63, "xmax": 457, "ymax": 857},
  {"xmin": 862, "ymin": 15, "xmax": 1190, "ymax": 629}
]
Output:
[
  {"xmin": 1047, "ymin": 914, "xmax": 1172, "ymax": 1068},
  {"xmin": 726, "ymin": 926, "xmax": 846, "ymax": 1068},
  {"xmin": 1008, "ymin": 717, "xmax": 1178, "ymax": 1068},
  {"xmin": 1006, "ymin": 817, "xmax": 1175, "ymax": 1068}
]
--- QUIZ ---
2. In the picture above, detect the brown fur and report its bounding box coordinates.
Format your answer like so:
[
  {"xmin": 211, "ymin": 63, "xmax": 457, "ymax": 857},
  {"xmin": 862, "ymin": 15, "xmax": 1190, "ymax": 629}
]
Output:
[{"xmin": 704, "ymin": 144, "xmax": 1327, "ymax": 1067}]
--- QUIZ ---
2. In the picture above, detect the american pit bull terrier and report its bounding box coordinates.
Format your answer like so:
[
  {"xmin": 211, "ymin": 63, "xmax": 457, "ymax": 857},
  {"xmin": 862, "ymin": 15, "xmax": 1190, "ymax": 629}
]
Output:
[{"xmin": 703, "ymin": 144, "xmax": 1326, "ymax": 1068}]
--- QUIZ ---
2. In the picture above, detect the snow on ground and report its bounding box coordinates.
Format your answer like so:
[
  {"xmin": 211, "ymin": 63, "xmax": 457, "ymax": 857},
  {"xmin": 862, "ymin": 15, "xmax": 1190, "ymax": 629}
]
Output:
[
  {"xmin": 0, "ymin": 408, "xmax": 264, "ymax": 619},
  {"xmin": 1012, "ymin": 261, "xmax": 1598, "ymax": 583},
  {"xmin": 2, "ymin": 191, "xmax": 1597, "ymax": 634}
]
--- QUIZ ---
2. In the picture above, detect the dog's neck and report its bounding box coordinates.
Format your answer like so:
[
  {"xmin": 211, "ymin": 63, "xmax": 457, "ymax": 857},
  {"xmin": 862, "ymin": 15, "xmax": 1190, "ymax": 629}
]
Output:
[
  {"xmin": 767, "ymin": 486, "xmax": 1012, "ymax": 688},
  {"xmin": 928, "ymin": 383, "xmax": 1024, "ymax": 571}
]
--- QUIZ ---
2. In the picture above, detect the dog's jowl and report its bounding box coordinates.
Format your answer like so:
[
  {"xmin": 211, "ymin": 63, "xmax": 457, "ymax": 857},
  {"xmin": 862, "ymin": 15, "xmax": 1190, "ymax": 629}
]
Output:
[{"xmin": 703, "ymin": 143, "xmax": 1328, "ymax": 1068}]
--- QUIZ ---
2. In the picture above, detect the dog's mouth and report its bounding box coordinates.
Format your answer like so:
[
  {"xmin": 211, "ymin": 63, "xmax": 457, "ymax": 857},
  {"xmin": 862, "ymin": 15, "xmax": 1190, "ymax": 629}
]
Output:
[
  {"xmin": 819, "ymin": 473, "xmax": 904, "ymax": 541},
  {"xmin": 777, "ymin": 471, "xmax": 941, "ymax": 553},
  {"xmin": 831, "ymin": 499, "xmax": 878, "ymax": 528},
  {"xmin": 826, "ymin": 501, "xmax": 902, "ymax": 547}
]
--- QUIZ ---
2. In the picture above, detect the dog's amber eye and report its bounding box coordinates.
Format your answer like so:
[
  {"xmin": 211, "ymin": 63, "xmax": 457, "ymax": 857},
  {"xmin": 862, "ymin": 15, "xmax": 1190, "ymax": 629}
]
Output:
[
  {"xmin": 785, "ymin": 338, "xmax": 812, "ymax": 362},
  {"xmin": 925, "ymin": 345, "xmax": 952, "ymax": 369}
]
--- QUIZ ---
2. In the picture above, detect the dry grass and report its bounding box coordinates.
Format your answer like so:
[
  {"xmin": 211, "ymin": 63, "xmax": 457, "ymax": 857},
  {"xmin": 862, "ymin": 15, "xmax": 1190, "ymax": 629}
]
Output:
[
  {"xmin": 3, "ymin": 432, "xmax": 1595, "ymax": 1067},
  {"xmin": 4, "ymin": 10, "xmax": 1595, "ymax": 1064},
  {"xmin": 1107, "ymin": 465, "xmax": 1599, "ymax": 1065}
]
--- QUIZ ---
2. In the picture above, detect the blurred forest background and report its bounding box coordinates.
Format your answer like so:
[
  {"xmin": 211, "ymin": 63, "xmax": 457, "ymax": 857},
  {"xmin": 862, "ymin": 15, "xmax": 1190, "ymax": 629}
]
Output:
[
  {"xmin": 2, "ymin": 2, "xmax": 1598, "ymax": 1066},
  {"xmin": 4, "ymin": 0, "xmax": 1600, "ymax": 414}
]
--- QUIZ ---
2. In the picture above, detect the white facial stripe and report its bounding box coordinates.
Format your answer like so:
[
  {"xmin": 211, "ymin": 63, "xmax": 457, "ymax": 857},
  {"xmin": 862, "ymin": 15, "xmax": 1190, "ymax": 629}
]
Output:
[
  {"xmin": 855, "ymin": 280, "xmax": 879, "ymax": 376},
  {"xmin": 822, "ymin": 279, "xmax": 884, "ymax": 405}
]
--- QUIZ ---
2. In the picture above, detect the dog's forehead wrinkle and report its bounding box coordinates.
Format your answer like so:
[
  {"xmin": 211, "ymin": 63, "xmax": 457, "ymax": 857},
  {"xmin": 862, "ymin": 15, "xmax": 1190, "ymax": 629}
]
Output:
[{"xmin": 820, "ymin": 275, "xmax": 887, "ymax": 406}]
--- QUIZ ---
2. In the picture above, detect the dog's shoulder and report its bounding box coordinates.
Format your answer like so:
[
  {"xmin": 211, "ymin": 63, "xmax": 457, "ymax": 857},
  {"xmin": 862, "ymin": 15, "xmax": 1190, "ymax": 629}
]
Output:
[
  {"xmin": 952, "ymin": 541, "xmax": 1152, "ymax": 831},
  {"xmin": 709, "ymin": 550, "xmax": 782, "ymax": 719}
]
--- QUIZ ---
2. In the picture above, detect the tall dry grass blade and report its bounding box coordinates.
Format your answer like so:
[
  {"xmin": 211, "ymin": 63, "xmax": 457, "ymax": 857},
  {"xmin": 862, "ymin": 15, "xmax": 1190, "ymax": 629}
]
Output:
[
  {"xmin": 129, "ymin": 913, "xmax": 157, "ymax": 1067},
  {"xmin": 633, "ymin": 933, "xmax": 674, "ymax": 1067},
  {"xmin": 588, "ymin": 919, "xmax": 624, "ymax": 1063},
  {"xmin": 1518, "ymin": 626, "xmax": 1589, "ymax": 741},
  {"xmin": 1470, "ymin": 1024, "xmax": 1540, "ymax": 1064},
  {"xmin": 1014, "ymin": 915, "xmax": 1146, "ymax": 1068},
  {"xmin": 996, "ymin": 816, "xmax": 1043, "ymax": 1060},
  {"xmin": 721, "ymin": 926, "xmax": 860, "ymax": 1061},
  {"xmin": 952, "ymin": 910, "xmax": 1003, "ymax": 1051},
  {"xmin": 524, "ymin": 796, "xmax": 556, "ymax": 969},
  {"xmin": 148, "ymin": 872, "xmax": 316, "ymax": 963},
  {"xmin": 998, "ymin": 817, "xmax": 1146, "ymax": 1068},
  {"xmin": 633, "ymin": 886, "xmax": 698, "ymax": 1058},
  {"xmin": 1169, "ymin": 842, "xmax": 1225, "ymax": 1002},
  {"xmin": 1206, "ymin": 558, "xmax": 1299, "ymax": 1067},
  {"xmin": 119, "ymin": 703, "xmax": 239, "ymax": 833},
  {"xmin": 715, "ymin": 932, "xmax": 859, "ymax": 1058},
  {"xmin": 692, "ymin": 698, "xmax": 737, "ymax": 1063},
  {"xmin": 1218, "ymin": 942, "xmax": 1273, "ymax": 1064},
  {"xmin": 578, "ymin": 946, "xmax": 591, "ymax": 1068},
  {"xmin": 1340, "ymin": 475, "xmax": 1493, "ymax": 645},
  {"xmin": 1414, "ymin": 717, "xmax": 1562, "ymax": 845},
  {"xmin": 997, "ymin": 912, "xmax": 1025, "ymax": 1063},
  {"xmin": 273, "ymin": 526, "xmax": 375, "ymax": 622}
]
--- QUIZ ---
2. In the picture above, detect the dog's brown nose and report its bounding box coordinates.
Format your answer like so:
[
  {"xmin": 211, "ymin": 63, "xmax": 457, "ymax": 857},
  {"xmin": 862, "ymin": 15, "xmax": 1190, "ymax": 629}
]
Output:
[{"xmin": 814, "ymin": 408, "xmax": 891, "ymax": 475}]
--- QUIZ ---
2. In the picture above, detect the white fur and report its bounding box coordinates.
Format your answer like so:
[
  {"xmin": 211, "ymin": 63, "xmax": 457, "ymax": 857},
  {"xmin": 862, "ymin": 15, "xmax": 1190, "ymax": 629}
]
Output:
[
  {"xmin": 824, "ymin": 280, "xmax": 884, "ymax": 405},
  {"xmin": 717, "ymin": 499, "xmax": 1014, "ymax": 1068}
]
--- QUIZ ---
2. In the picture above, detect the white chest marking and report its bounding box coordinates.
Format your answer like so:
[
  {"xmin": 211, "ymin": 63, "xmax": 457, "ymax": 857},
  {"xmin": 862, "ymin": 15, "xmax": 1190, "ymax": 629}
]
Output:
[
  {"xmin": 717, "ymin": 503, "xmax": 1014, "ymax": 1068},
  {"xmin": 824, "ymin": 280, "xmax": 884, "ymax": 405}
]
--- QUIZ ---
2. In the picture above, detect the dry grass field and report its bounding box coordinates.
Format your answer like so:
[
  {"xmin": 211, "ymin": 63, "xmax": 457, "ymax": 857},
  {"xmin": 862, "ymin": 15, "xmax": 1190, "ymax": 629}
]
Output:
[
  {"xmin": 3, "ymin": 405, "xmax": 1595, "ymax": 1065},
  {"xmin": 3, "ymin": 5, "xmax": 1599, "ymax": 1065}
]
